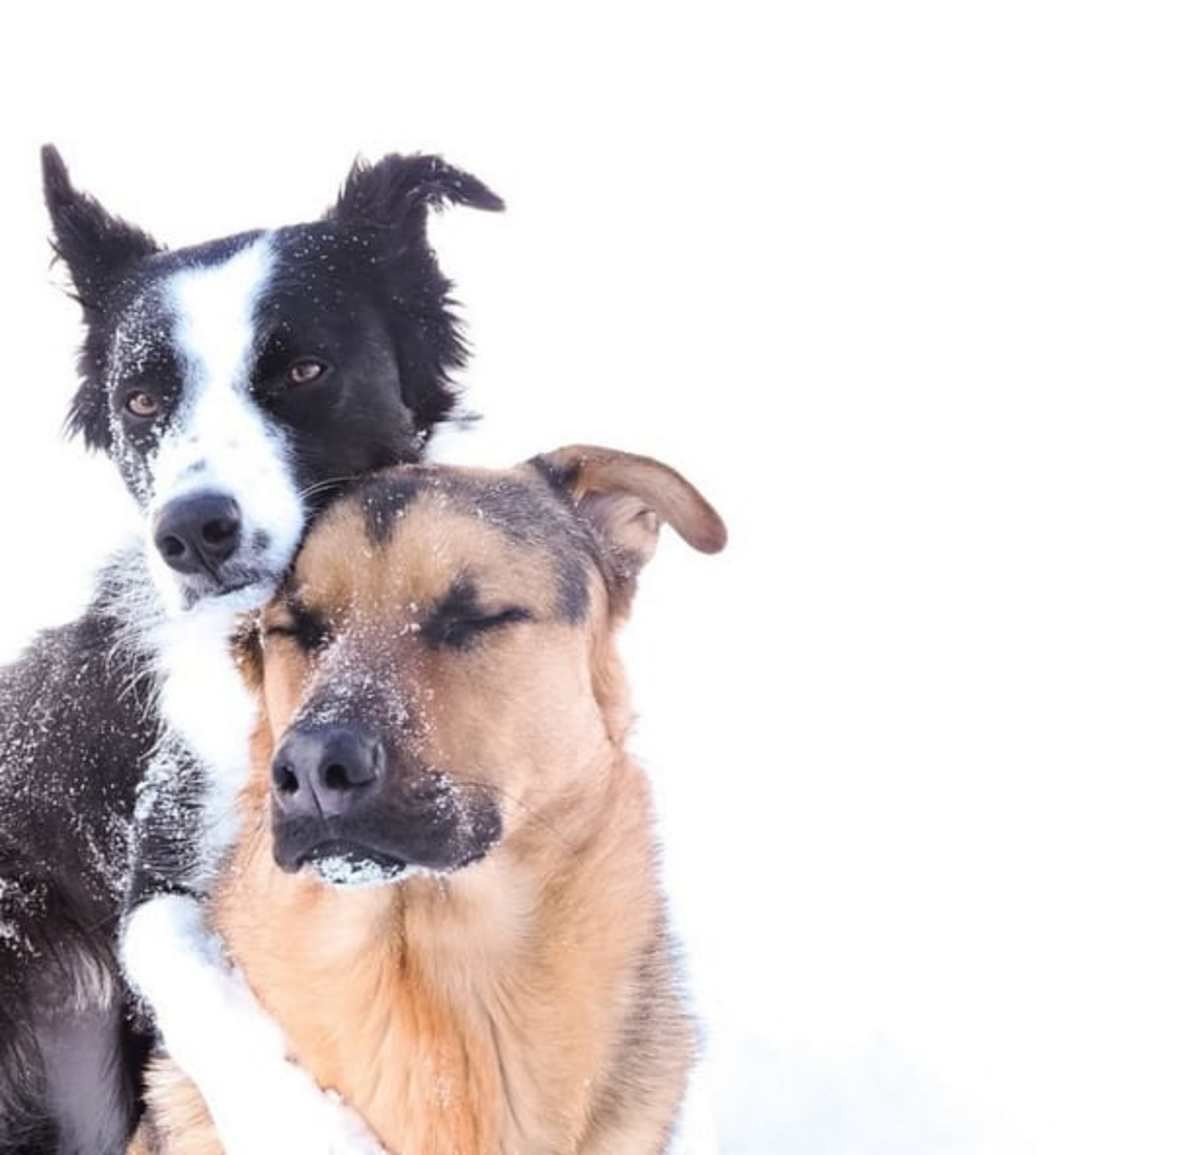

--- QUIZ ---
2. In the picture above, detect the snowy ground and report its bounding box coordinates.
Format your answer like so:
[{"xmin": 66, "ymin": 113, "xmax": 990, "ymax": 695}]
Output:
[{"xmin": 2, "ymin": 5, "xmax": 1200, "ymax": 1152}]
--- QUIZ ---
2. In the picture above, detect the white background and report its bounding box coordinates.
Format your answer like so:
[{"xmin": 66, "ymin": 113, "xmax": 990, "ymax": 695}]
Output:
[{"xmin": 1, "ymin": 4, "xmax": 1198, "ymax": 1152}]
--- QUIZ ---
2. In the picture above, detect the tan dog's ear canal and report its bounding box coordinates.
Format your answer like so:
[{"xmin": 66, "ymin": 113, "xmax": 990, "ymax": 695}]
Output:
[{"xmin": 534, "ymin": 445, "xmax": 727, "ymax": 582}]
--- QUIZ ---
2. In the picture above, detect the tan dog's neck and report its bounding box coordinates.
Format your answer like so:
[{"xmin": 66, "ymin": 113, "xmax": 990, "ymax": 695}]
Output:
[{"xmin": 213, "ymin": 735, "xmax": 678, "ymax": 1155}]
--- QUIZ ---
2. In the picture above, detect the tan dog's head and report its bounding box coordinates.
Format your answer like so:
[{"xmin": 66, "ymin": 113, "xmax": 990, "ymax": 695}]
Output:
[{"xmin": 250, "ymin": 446, "xmax": 725, "ymax": 887}]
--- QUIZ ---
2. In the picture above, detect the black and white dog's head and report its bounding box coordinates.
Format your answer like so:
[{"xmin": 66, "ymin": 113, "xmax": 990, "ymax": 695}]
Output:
[{"xmin": 42, "ymin": 146, "xmax": 502, "ymax": 617}]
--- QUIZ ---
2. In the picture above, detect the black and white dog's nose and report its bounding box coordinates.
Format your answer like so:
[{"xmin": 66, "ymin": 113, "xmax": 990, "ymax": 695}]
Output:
[
  {"xmin": 271, "ymin": 725, "xmax": 385, "ymax": 819},
  {"xmin": 153, "ymin": 492, "xmax": 243, "ymax": 575}
]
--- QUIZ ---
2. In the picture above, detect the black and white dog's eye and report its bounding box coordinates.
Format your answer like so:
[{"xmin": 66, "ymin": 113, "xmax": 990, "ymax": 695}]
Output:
[
  {"xmin": 125, "ymin": 391, "xmax": 160, "ymax": 418},
  {"xmin": 286, "ymin": 359, "xmax": 328, "ymax": 386}
]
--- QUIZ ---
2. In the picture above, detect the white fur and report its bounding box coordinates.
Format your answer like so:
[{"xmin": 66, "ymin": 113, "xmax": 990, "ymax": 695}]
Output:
[
  {"xmin": 123, "ymin": 895, "xmax": 385, "ymax": 1155},
  {"xmin": 170, "ymin": 240, "xmax": 273, "ymax": 404},
  {"xmin": 148, "ymin": 594, "xmax": 261, "ymax": 872},
  {"xmin": 146, "ymin": 235, "xmax": 305, "ymax": 616},
  {"xmin": 137, "ymin": 238, "xmax": 302, "ymax": 863}
]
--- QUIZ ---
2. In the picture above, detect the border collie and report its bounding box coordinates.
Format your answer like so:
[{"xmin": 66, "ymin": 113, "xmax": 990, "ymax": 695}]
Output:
[
  {"xmin": 131, "ymin": 447, "xmax": 727, "ymax": 1154},
  {"xmin": 0, "ymin": 146, "xmax": 501, "ymax": 1154}
]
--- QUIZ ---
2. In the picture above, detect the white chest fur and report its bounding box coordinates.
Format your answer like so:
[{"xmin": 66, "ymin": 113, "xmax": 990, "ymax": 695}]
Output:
[{"xmin": 150, "ymin": 598, "xmax": 259, "ymax": 862}]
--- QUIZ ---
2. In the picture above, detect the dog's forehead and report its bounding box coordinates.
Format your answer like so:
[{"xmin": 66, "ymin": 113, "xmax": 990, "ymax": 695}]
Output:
[
  {"xmin": 291, "ymin": 467, "xmax": 594, "ymax": 622},
  {"xmin": 103, "ymin": 231, "xmax": 273, "ymax": 380},
  {"xmin": 255, "ymin": 224, "xmax": 398, "ymax": 346},
  {"xmin": 113, "ymin": 230, "xmax": 270, "ymax": 307},
  {"xmin": 105, "ymin": 223, "xmax": 399, "ymax": 376}
]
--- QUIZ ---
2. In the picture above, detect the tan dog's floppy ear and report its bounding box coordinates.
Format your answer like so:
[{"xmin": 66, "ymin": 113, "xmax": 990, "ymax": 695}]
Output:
[{"xmin": 534, "ymin": 445, "xmax": 727, "ymax": 587}]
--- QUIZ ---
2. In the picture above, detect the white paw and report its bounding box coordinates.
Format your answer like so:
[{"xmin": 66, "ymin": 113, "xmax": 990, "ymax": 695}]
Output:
[
  {"xmin": 217, "ymin": 1063, "xmax": 386, "ymax": 1155},
  {"xmin": 122, "ymin": 893, "xmax": 287, "ymax": 1076},
  {"xmin": 123, "ymin": 894, "xmax": 387, "ymax": 1155},
  {"xmin": 122, "ymin": 892, "xmax": 218, "ymax": 985}
]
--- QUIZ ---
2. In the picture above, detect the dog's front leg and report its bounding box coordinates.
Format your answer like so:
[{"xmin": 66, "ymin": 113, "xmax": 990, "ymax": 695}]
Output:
[
  {"xmin": 122, "ymin": 894, "xmax": 386, "ymax": 1155},
  {"xmin": 122, "ymin": 743, "xmax": 386, "ymax": 1155}
]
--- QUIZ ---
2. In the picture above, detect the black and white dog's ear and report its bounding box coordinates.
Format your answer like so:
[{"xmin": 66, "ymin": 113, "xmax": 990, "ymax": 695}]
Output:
[
  {"xmin": 326, "ymin": 153, "xmax": 504, "ymax": 235},
  {"xmin": 41, "ymin": 145, "xmax": 161, "ymax": 306}
]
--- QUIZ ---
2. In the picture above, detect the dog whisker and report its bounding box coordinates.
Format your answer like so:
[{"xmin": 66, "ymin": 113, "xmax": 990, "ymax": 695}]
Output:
[{"xmin": 297, "ymin": 475, "xmax": 363, "ymax": 502}]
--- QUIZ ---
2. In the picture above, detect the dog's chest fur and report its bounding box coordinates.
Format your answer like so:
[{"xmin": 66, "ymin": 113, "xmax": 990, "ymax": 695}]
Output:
[{"xmin": 151, "ymin": 607, "xmax": 258, "ymax": 861}]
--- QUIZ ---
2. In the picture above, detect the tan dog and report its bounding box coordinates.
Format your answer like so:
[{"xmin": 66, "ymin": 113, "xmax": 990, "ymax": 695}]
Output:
[{"xmin": 134, "ymin": 446, "xmax": 726, "ymax": 1155}]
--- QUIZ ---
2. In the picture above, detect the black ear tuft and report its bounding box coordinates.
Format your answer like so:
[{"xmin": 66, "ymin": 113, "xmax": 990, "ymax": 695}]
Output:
[
  {"xmin": 327, "ymin": 153, "xmax": 504, "ymax": 233},
  {"xmin": 41, "ymin": 144, "xmax": 160, "ymax": 305}
]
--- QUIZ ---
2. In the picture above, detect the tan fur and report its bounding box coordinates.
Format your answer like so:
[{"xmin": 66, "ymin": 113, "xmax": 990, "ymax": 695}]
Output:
[{"xmin": 134, "ymin": 452, "xmax": 725, "ymax": 1155}]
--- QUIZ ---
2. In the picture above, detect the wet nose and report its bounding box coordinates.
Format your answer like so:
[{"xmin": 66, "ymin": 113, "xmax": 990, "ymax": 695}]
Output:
[
  {"xmin": 271, "ymin": 725, "xmax": 385, "ymax": 819},
  {"xmin": 153, "ymin": 492, "xmax": 242, "ymax": 575}
]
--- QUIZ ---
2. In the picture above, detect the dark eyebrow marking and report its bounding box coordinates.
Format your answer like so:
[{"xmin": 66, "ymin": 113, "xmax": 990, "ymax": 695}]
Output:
[
  {"xmin": 423, "ymin": 576, "xmax": 532, "ymax": 651},
  {"xmin": 270, "ymin": 599, "xmax": 331, "ymax": 650},
  {"xmin": 358, "ymin": 472, "xmax": 425, "ymax": 546}
]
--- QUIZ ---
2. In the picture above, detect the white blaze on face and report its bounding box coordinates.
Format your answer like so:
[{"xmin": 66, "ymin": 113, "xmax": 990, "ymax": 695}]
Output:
[
  {"xmin": 172, "ymin": 238, "xmax": 273, "ymax": 400},
  {"xmin": 144, "ymin": 234, "xmax": 306, "ymax": 614}
]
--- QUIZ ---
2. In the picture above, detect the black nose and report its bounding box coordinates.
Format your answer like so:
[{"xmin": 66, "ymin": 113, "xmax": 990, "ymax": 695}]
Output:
[
  {"xmin": 154, "ymin": 492, "xmax": 242, "ymax": 575},
  {"xmin": 271, "ymin": 725, "xmax": 385, "ymax": 819}
]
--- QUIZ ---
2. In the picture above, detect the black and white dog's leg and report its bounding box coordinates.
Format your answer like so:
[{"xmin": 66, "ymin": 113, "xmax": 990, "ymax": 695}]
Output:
[
  {"xmin": 0, "ymin": 857, "xmax": 134, "ymax": 1155},
  {"xmin": 121, "ymin": 739, "xmax": 385, "ymax": 1155}
]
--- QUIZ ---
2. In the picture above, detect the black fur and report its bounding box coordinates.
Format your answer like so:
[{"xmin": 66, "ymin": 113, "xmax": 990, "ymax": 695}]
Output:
[
  {"xmin": 0, "ymin": 148, "xmax": 500, "ymax": 1153},
  {"xmin": 358, "ymin": 470, "xmax": 425, "ymax": 546},
  {"xmin": 0, "ymin": 561, "xmax": 158, "ymax": 1154}
]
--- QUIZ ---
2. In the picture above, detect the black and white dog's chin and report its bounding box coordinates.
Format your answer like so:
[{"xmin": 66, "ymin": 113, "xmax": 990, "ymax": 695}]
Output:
[
  {"xmin": 165, "ymin": 567, "xmax": 285, "ymax": 617},
  {"xmin": 148, "ymin": 556, "xmax": 292, "ymax": 621}
]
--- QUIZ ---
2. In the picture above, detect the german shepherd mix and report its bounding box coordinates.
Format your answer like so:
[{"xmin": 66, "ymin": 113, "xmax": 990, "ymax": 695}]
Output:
[
  {"xmin": 0, "ymin": 149, "xmax": 500, "ymax": 1153},
  {"xmin": 130, "ymin": 446, "xmax": 726, "ymax": 1154}
]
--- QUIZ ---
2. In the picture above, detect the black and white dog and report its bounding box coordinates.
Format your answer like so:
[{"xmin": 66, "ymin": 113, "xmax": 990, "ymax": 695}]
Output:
[{"xmin": 0, "ymin": 146, "xmax": 501, "ymax": 1154}]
